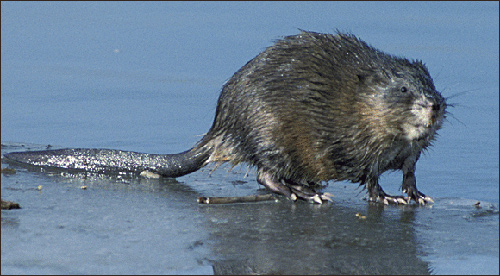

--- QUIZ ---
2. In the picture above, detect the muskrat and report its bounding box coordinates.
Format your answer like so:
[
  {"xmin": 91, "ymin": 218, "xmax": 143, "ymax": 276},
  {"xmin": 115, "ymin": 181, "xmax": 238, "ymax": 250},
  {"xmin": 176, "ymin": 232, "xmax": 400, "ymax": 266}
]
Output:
[{"xmin": 4, "ymin": 31, "xmax": 447, "ymax": 204}]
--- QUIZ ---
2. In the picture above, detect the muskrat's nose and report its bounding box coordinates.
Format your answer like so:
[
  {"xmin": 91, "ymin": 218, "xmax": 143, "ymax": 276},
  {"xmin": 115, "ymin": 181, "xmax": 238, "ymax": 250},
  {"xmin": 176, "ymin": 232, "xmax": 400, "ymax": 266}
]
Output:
[
  {"xmin": 431, "ymin": 102, "xmax": 441, "ymax": 111},
  {"xmin": 427, "ymin": 94, "xmax": 445, "ymax": 111}
]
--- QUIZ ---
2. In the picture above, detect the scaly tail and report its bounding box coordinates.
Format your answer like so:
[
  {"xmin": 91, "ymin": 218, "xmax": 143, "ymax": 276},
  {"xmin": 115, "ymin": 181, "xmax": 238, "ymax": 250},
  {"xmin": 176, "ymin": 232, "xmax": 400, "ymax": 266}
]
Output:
[{"xmin": 3, "ymin": 147, "xmax": 210, "ymax": 178}]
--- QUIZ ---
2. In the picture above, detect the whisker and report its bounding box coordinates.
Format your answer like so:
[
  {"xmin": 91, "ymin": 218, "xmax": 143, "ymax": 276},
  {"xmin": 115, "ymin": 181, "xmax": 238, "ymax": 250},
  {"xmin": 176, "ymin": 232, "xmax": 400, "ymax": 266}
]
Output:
[
  {"xmin": 444, "ymin": 89, "xmax": 477, "ymax": 101},
  {"xmin": 444, "ymin": 111, "xmax": 465, "ymax": 126}
]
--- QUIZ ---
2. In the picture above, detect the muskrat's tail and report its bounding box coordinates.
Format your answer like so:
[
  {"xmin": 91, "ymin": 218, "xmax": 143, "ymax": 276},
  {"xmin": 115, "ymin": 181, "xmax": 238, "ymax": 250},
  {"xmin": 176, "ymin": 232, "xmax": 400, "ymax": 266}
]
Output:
[{"xmin": 3, "ymin": 146, "xmax": 210, "ymax": 178}]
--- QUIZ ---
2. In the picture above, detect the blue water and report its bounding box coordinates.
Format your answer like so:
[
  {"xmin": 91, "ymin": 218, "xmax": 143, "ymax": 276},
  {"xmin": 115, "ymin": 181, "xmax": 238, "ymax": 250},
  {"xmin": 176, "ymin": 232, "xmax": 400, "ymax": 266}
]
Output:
[{"xmin": 2, "ymin": 2, "xmax": 498, "ymax": 274}]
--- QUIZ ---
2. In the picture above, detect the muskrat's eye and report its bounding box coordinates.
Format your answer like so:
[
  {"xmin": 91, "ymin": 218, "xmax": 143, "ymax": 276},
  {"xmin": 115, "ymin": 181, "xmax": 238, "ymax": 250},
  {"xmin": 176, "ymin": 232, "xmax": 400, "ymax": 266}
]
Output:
[{"xmin": 400, "ymin": 86, "xmax": 408, "ymax": 93}]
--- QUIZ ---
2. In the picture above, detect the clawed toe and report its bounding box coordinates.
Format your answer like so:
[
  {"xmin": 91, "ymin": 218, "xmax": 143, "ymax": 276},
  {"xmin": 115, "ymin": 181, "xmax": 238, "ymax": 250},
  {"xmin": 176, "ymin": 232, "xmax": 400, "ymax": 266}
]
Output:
[
  {"xmin": 416, "ymin": 196, "xmax": 434, "ymax": 205},
  {"xmin": 396, "ymin": 197, "xmax": 408, "ymax": 204},
  {"xmin": 321, "ymin": 192, "xmax": 334, "ymax": 202},
  {"xmin": 422, "ymin": 196, "xmax": 434, "ymax": 203}
]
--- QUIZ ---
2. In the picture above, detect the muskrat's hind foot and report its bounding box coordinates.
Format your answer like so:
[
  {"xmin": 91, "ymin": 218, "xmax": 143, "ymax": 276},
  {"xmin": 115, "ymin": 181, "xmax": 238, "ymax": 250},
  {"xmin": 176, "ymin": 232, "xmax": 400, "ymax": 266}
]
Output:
[
  {"xmin": 257, "ymin": 169, "xmax": 332, "ymax": 204},
  {"xmin": 286, "ymin": 183, "xmax": 334, "ymax": 204}
]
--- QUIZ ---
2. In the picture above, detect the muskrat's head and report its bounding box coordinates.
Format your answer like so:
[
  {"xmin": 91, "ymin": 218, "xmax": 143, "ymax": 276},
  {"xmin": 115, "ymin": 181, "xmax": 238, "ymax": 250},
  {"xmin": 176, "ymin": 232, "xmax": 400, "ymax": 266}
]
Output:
[{"xmin": 356, "ymin": 59, "xmax": 447, "ymax": 144}]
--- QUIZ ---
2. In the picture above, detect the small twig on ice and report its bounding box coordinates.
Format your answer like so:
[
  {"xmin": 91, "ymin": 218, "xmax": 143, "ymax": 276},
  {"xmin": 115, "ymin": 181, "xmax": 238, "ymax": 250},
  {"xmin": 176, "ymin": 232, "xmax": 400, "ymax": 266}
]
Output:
[{"xmin": 197, "ymin": 194, "xmax": 277, "ymax": 204}]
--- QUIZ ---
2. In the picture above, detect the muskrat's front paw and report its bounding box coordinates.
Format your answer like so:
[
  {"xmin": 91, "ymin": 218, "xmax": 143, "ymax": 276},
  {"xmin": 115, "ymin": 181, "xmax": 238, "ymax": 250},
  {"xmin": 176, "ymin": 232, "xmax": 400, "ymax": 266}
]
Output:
[
  {"xmin": 370, "ymin": 192, "xmax": 433, "ymax": 205},
  {"xmin": 404, "ymin": 189, "xmax": 434, "ymax": 205},
  {"xmin": 369, "ymin": 195, "xmax": 409, "ymax": 205}
]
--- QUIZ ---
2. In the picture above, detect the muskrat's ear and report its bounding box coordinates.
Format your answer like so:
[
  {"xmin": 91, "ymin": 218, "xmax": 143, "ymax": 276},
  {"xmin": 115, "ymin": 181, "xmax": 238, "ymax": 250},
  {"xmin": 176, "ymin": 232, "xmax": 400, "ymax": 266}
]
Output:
[
  {"xmin": 356, "ymin": 72, "xmax": 372, "ymax": 84},
  {"xmin": 357, "ymin": 69, "xmax": 387, "ymax": 86}
]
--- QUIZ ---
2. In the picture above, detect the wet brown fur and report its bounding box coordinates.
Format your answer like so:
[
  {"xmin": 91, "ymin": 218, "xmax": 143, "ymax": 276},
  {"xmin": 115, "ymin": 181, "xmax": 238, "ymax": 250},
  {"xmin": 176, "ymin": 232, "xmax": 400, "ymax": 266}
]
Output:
[{"xmin": 195, "ymin": 31, "xmax": 446, "ymax": 199}]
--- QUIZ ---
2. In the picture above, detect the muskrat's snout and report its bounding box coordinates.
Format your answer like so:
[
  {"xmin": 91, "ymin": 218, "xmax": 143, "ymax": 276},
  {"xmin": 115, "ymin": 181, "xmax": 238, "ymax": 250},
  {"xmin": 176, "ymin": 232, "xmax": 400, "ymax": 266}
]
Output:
[
  {"xmin": 428, "ymin": 101, "xmax": 443, "ymax": 127},
  {"xmin": 426, "ymin": 93, "xmax": 446, "ymax": 125},
  {"xmin": 432, "ymin": 99, "xmax": 444, "ymax": 111},
  {"xmin": 423, "ymin": 87, "xmax": 446, "ymax": 113},
  {"xmin": 432, "ymin": 91, "xmax": 447, "ymax": 114},
  {"xmin": 431, "ymin": 96, "xmax": 447, "ymax": 125},
  {"xmin": 404, "ymin": 90, "xmax": 446, "ymax": 141}
]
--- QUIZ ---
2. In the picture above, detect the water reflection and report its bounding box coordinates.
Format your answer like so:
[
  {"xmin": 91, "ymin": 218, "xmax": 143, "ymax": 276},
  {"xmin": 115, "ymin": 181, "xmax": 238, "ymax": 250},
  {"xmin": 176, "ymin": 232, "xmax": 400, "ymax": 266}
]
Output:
[{"xmin": 200, "ymin": 200, "xmax": 430, "ymax": 274}]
